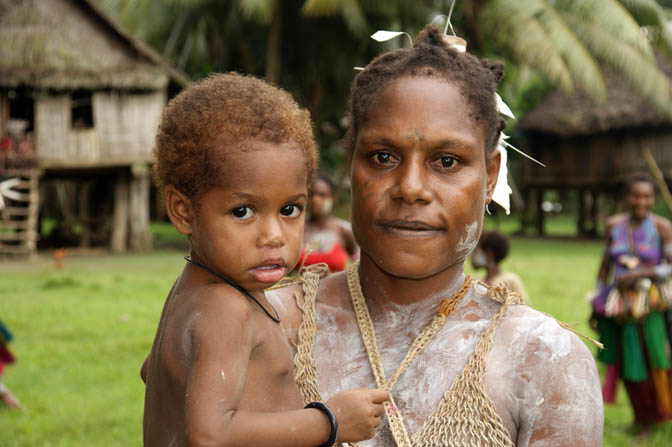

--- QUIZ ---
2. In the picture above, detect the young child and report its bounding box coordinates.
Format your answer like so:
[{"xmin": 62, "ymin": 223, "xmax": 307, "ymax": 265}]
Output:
[{"xmin": 142, "ymin": 73, "xmax": 388, "ymax": 447}]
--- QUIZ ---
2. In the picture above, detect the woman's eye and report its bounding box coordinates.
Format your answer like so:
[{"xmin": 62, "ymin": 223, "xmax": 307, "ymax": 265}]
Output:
[
  {"xmin": 232, "ymin": 206, "xmax": 254, "ymax": 219},
  {"xmin": 439, "ymin": 156, "xmax": 457, "ymax": 169},
  {"xmin": 371, "ymin": 152, "xmax": 395, "ymax": 165},
  {"xmin": 280, "ymin": 205, "xmax": 302, "ymax": 218}
]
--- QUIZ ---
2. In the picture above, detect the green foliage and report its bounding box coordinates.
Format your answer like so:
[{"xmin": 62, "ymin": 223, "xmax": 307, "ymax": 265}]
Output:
[{"xmin": 479, "ymin": 0, "xmax": 672, "ymax": 119}]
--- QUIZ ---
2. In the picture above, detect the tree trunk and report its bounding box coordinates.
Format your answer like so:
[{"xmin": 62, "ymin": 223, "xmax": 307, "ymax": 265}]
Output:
[
  {"xmin": 265, "ymin": 0, "xmax": 283, "ymax": 84},
  {"xmin": 464, "ymin": 0, "xmax": 486, "ymax": 52}
]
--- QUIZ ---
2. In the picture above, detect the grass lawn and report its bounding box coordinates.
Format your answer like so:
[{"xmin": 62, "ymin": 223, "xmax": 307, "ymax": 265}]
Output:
[{"xmin": 1, "ymin": 223, "xmax": 672, "ymax": 445}]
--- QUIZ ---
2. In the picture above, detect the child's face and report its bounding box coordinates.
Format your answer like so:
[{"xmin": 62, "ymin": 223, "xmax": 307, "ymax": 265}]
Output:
[
  {"xmin": 350, "ymin": 76, "xmax": 499, "ymax": 279},
  {"xmin": 188, "ymin": 140, "xmax": 308, "ymax": 291}
]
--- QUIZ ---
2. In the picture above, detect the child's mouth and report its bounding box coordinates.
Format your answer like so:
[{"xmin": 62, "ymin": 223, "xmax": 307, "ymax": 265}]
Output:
[{"xmin": 250, "ymin": 262, "xmax": 286, "ymax": 283}]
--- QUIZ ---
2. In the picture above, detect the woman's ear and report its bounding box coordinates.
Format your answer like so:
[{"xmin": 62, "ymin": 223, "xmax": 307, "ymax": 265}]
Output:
[
  {"xmin": 163, "ymin": 185, "xmax": 194, "ymax": 235},
  {"xmin": 485, "ymin": 148, "xmax": 501, "ymax": 203}
]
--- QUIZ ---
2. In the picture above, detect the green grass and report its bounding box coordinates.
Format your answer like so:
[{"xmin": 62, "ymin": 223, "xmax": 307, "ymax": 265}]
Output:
[
  {"xmin": 0, "ymin": 251, "xmax": 185, "ymax": 446},
  {"xmin": 1, "ymin": 234, "xmax": 672, "ymax": 445}
]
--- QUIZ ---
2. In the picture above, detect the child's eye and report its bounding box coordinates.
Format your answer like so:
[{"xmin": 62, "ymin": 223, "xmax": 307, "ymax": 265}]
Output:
[
  {"xmin": 232, "ymin": 206, "xmax": 254, "ymax": 219},
  {"xmin": 280, "ymin": 205, "xmax": 302, "ymax": 218}
]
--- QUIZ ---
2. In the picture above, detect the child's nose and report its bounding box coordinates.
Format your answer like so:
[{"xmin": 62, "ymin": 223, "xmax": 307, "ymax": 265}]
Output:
[{"xmin": 257, "ymin": 217, "xmax": 285, "ymax": 248}]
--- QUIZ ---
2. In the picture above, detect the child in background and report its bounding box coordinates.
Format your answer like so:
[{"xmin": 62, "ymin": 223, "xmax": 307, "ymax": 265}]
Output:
[
  {"xmin": 471, "ymin": 230, "xmax": 529, "ymax": 304},
  {"xmin": 0, "ymin": 318, "xmax": 21, "ymax": 409},
  {"xmin": 142, "ymin": 73, "xmax": 388, "ymax": 447}
]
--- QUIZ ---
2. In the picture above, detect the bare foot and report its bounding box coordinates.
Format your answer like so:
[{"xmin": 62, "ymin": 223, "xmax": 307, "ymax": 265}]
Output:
[{"xmin": 1, "ymin": 389, "xmax": 22, "ymax": 409}]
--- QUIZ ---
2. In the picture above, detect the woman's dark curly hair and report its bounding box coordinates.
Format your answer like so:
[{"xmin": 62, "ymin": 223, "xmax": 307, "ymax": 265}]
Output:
[
  {"xmin": 154, "ymin": 72, "xmax": 318, "ymax": 203},
  {"xmin": 346, "ymin": 25, "xmax": 506, "ymax": 157}
]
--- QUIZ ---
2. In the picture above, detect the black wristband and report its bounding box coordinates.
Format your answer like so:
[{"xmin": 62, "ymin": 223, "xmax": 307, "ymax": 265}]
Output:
[{"xmin": 305, "ymin": 401, "xmax": 338, "ymax": 447}]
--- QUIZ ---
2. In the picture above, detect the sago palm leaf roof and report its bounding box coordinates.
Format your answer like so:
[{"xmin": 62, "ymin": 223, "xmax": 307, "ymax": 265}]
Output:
[
  {"xmin": 520, "ymin": 55, "xmax": 672, "ymax": 137},
  {"xmin": 0, "ymin": 0, "xmax": 189, "ymax": 90}
]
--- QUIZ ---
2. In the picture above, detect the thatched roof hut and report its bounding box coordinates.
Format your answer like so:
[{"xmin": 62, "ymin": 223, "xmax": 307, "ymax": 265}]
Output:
[
  {"xmin": 518, "ymin": 60, "xmax": 672, "ymax": 236},
  {"xmin": 0, "ymin": 0, "xmax": 189, "ymax": 90},
  {"xmin": 0, "ymin": 0, "xmax": 189, "ymax": 255}
]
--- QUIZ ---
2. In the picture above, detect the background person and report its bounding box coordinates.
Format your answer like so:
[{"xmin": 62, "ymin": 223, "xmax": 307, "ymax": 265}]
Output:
[
  {"xmin": 0, "ymin": 318, "xmax": 21, "ymax": 409},
  {"xmin": 592, "ymin": 172, "xmax": 672, "ymax": 429},
  {"xmin": 471, "ymin": 230, "xmax": 529, "ymax": 304},
  {"xmin": 300, "ymin": 175, "xmax": 359, "ymax": 272}
]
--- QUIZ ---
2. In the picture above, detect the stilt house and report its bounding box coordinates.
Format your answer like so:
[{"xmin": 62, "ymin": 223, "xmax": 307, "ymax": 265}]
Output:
[
  {"xmin": 0, "ymin": 0, "xmax": 189, "ymax": 255},
  {"xmin": 519, "ymin": 65, "xmax": 672, "ymax": 237}
]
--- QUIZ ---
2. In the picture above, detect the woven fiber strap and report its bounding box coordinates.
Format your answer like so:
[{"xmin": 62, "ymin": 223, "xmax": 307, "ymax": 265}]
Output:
[
  {"xmin": 410, "ymin": 285, "xmax": 516, "ymax": 447},
  {"xmin": 293, "ymin": 264, "xmax": 359, "ymax": 447},
  {"xmin": 347, "ymin": 262, "xmax": 472, "ymax": 447}
]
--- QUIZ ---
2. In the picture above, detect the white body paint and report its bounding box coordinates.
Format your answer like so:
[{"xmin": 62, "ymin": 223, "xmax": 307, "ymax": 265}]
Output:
[
  {"xmin": 275, "ymin": 271, "xmax": 604, "ymax": 446},
  {"xmin": 454, "ymin": 221, "xmax": 479, "ymax": 260}
]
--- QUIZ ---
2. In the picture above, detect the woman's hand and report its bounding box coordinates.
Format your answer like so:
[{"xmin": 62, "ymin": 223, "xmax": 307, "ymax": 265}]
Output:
[{"xmin": 617, "ymin": 269, "xmax": 653, "ymax": 288}]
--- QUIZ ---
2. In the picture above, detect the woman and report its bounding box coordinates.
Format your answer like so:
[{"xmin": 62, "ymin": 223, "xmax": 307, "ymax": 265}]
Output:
[
  {"xmin": 271, "ymin": 25, "xmax": 602, "ymax": 446},
  {"xmin": 593, "ymin": 173, "xmax": 672, "ymax": 427},
  {"xmin": 301, "ymin": 175, "xmax": 359, "ymax": 272}
]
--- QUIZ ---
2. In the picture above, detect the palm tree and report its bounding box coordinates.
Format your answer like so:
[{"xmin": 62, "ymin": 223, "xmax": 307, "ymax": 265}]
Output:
[
  {"xmin": 96, "ymin": 0, "xmax": 672, "ymax": 123},
  {"xmin": 472, "ymin": 0, "xmax": 672, "ymax": 116}
]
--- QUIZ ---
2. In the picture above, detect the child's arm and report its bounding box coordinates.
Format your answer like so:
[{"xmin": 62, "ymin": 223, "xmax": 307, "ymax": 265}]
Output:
[{"xmin": 185, "ymin": 289, "xmax": 387, "ymax": 447}]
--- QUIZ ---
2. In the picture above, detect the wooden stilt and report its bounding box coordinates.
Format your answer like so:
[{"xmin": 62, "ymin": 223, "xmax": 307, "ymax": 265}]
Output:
[
  {"xmin": 536, "ymin": 188, "xmax": 545, "ymax": 236},
  {"xmin": 110, "ymin": 173, "xmax": 129, "ymax": 253},
  {"xmin": 590, "ymin": 190, "xmax": 599, "ymax": 235},
  {"xmin": 577, "ymin": 188, "xmax": 586, "ymax": 236},
  {"xmin": 78, "ymin": 182, "xmax": 92, "ymax": 248},
  {"xmin": 128, "ymin": 163, "xmax": 152, "ymax": 252}
]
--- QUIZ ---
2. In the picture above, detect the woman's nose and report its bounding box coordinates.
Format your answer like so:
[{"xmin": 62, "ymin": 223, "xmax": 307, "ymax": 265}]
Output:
[{"xmin": 391, "ymin": 157, "xmax": 433, "ymax": 204}]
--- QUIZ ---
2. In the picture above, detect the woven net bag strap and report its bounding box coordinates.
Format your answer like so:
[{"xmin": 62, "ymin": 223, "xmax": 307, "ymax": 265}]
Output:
[
  {"xmin": 293, "ymin": 265, "xmax": 325, "ymax": 403},
  {"xmin": 411, "ymin": 294, "xmax": 516, "ymax": 447},
  {"xmin": 293, "ymin": 265, "xmax": 360, "ymax": 447},
  {"xmin": 384, "ymin": 276, "xmax": 472, "ymax": 392},
  {"xmin": 347, "ymin": 262, "xmax": 413, "ymax": 447}
]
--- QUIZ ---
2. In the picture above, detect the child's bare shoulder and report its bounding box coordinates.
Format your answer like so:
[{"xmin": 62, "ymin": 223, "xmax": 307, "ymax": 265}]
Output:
[
  {"xmin": 162, "ymin": 280, "xmax": 260, "ymax": 357},
  {"xmin": 188, "ymin": 283, "xmax": 258, "ymax": 331}
]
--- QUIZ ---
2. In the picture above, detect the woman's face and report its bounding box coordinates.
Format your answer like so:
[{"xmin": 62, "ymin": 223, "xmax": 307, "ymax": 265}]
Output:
[
  {"xmin": 350, "ymin": 76, "xmax": 500, "ymax": 279},
  {"xmin": 627, "ymin": 181, "xmax": 655, "ymax": 220}
]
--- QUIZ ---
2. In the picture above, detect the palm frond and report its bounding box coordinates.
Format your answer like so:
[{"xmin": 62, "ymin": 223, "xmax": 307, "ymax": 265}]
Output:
[
  {"xmin": 618, "ymin": 0, "xmax": 666, "ymax": 25},
  {"xmin": 565, "ymin": 13, "xmax": 672, "ymax": 117},
  {"xmin": 532, "ymin": 0, "xmax": 607, "ymax": 98},
  {"xmin": 340, "ymin": 0, "xmax": 368, "ymax": 36},
  {"xmin": 481, "ymin": 0, "xmax": 575, "ymax": 92},
  {"xmin": 301, "ymin": 0, "xmax": 344, "ymax": 16},
  {"xmin": 555, "ymin": 0, "xmax": 654, "ymax": 60},
  {"xmin": 619, "ymin": 0, "xmax": 672, "ymax": 52},
  {"xmin": 239, "ymin": 0, "xmax": 274, "ymax": 24}
]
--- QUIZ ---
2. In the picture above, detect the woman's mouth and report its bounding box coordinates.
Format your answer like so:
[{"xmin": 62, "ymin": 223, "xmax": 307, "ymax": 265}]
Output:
[
  {"xmin": 379, "ymin": 220, "xmax": 444, "ymax": 238},
  {"xmin": 250, "ymin": 261, "xmax": 286, "ymax": 283}
]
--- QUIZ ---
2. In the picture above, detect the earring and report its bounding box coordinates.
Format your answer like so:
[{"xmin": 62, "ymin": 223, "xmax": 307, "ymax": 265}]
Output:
[{"xmin": 486, "ymin": 204, "xmax": 492, "ymax": 215}]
